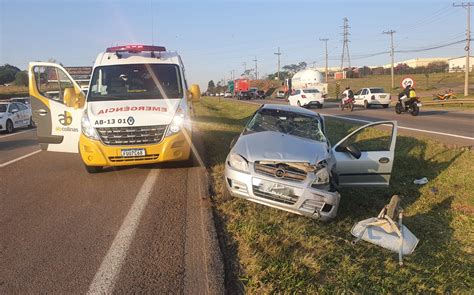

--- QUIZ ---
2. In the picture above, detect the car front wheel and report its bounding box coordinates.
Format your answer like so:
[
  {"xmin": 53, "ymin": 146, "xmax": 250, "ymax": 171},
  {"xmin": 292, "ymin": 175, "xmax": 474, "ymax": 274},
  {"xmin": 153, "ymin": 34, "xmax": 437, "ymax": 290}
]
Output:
[{"xmin": 6, "ymin": 119, "xmax": 14, "ymax": 133}]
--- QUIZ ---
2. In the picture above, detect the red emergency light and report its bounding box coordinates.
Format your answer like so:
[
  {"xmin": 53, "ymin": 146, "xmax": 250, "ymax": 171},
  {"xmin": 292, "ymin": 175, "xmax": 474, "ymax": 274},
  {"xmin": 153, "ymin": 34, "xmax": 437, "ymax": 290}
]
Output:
[{"xmin": 106, "ymin": 45, "xmax": 166, "ymax": 53}]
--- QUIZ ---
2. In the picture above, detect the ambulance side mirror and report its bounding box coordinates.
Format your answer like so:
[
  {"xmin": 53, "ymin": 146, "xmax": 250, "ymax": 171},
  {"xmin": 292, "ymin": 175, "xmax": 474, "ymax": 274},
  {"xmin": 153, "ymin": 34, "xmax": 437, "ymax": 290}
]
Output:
[
  {"xmin": 63, "ymin": 87, "xmax": 85, "ymax": 109},
  {"xmin": 189, "ymin": 84, "xmax": 201, "ymax": 102}
]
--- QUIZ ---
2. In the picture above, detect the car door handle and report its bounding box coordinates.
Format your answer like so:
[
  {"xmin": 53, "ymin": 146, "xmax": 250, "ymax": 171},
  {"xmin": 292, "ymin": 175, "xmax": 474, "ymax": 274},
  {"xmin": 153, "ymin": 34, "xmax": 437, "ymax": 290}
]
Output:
[
  {"xmin": 35, "ymin": 109, "xmax": 49, "ymax": 116},
  {"xmin": 379, "ymin": 157, "xmax": 390, "ymax": 164}
]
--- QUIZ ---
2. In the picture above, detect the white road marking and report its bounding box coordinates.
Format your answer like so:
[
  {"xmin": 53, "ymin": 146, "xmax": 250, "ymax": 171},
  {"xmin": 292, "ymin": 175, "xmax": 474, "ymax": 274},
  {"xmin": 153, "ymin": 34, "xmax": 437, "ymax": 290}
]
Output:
[
  {"xmin": 322, "ymin": 114, "xmax": 474, "ymax": 141},
  {"xmin": 87, "ymin": 169, "xmax": 159, "ymax": 294},
  {"xmin": 0, "ymin": 129, "xmax": 35, "ymax": 139},
  {"xmin": 0, "ymin": 149, "xmax": 42, "ymax": 168}
]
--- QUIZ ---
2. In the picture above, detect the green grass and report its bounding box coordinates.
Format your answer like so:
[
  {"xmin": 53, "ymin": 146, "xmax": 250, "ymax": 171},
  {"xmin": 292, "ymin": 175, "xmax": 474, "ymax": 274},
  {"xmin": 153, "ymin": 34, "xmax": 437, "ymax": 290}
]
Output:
[{"xmin": 194, "ymin": 97, "xmax": 474, "ymax": 293}]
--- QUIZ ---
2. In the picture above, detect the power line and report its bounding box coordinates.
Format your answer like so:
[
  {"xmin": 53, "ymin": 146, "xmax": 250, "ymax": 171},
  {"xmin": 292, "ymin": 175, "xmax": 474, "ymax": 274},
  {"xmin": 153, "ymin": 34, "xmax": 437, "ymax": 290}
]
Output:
[
  {"xmin": 274, "ymin": 47, "xmax": 282, "ymax": 80},
  {"xmin": 453, "ymin": 2, "xmax": 473, "ymax": 96},
  {"xmin": 383, "ymin": 30, "xmax": 396, "ymax": 89},
  {"xmin": 319, "ymin": 38, "xmax": 329, "ymax": 81},
  {"xmin": 340, "ymin": 17, "xmax": 351, "ymax": 70}
]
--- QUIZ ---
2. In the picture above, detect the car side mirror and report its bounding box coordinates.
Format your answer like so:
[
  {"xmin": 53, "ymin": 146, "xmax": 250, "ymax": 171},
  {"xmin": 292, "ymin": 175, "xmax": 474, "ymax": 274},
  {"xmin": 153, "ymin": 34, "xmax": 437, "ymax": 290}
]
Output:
[
  {"xmin": 336, "ymin": 143, "xmax": 362, "ymax": 159},
  {"xmin": 11, "ymin": 108, "xmax": 19, "ymax": 114}
]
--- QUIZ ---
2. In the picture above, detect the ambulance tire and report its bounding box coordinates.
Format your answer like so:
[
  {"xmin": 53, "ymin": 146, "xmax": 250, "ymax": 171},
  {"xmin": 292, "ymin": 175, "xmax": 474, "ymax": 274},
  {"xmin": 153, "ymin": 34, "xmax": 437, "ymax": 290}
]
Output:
[{"xmin": 84, "ymin": 165, "xmax": 103, "ymax": 174}]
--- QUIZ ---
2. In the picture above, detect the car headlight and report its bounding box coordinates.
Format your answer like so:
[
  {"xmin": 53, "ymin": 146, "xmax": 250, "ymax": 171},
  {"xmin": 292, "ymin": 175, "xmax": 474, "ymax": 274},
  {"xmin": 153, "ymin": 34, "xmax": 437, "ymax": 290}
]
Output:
[
  {"xmin": 228, "ymin": 153, "xmax": 249, "ymax": 173},
  {"xmin": 81, "ymin": 110, "xmax": 100, "ymax": 140},
  {"xmin": 311, "ymin": 165, "xmax": 330, "ymax": 190},
  {"xmin": 166, "ymin": 107, "xmax": 186, "ymax": 137}
]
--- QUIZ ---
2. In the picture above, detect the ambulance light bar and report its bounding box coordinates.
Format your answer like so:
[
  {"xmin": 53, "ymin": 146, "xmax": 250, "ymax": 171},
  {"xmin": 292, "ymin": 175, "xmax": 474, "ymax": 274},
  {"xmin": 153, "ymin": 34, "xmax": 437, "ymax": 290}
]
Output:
[{"xmin": 106, "ymin": 45, "xmax": 166, "ymax": 53}]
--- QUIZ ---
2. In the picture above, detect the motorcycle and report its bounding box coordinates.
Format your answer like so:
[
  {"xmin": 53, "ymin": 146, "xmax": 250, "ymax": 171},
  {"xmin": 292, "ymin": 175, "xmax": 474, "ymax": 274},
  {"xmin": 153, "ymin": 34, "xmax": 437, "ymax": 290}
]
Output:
[
  {"xmin": 340, "ymin": 96, "xmax": 355, "ymax": 111},
  {"xmin": 395, "ymin": 97, "xmax": 421, "ymax": 116}
]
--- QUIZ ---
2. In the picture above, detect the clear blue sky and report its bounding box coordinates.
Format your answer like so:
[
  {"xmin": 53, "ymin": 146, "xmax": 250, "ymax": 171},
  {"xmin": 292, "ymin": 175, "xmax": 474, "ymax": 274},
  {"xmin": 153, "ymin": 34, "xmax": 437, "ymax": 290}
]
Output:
[{"xmin": 0, "ymin": 0, "xmax": 468, "ymax": 89}]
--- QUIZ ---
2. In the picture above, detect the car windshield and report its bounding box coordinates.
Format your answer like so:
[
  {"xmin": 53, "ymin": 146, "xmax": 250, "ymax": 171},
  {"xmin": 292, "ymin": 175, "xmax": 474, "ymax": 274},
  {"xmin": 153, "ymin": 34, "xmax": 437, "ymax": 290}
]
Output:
[
  {"xmin": 370, "ymin": 88, "xmax": 385, "ymax": 93},
  {"xmin": 88, "ymin": 64, "xmax": 183, "ymax": 101},
  {"xmin": 245, "ymin": 108, "xmax": 326, "ymax": 142},
  {"xmin": 303, "ymin": 89, "xmax": 319, "ymax": 93},
  {"xmin": 0, "ymin": 104, "xmax": 7, "ymax": 112}
]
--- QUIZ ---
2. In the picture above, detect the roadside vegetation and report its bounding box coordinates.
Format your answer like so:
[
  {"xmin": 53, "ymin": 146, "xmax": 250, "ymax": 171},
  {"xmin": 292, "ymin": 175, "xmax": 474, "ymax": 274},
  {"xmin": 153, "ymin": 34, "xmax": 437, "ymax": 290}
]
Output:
[{"xmin": 194, "ymin": 97, "xmax": 473, "ymax": 293}]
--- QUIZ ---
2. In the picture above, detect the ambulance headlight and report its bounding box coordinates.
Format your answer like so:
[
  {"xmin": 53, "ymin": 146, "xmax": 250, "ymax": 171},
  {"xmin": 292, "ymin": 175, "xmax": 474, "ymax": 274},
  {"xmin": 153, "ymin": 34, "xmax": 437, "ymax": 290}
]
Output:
[
  {"xmin": 166, "ymin": 107, "xmax": 185, "ymax": 136},
  {"xmin": 81, "ymin": 110, "xmax": 100, "ymax": 140}
]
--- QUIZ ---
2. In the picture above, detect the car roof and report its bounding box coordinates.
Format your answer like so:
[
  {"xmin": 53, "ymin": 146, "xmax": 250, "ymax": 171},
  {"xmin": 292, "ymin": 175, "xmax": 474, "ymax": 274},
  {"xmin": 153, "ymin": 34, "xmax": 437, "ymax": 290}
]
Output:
[{"xmin": 261, "ymin": 104, "xmax": 320, "ymax": 117}]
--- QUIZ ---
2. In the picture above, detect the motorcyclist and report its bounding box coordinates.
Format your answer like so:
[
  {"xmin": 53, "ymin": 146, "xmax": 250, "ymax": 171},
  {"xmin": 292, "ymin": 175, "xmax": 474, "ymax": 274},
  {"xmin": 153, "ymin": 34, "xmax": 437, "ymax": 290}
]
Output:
[
  {"xmin": 342, "ymin": 86, "xmax": 354, "ymax": 104},
  {"xmin": 399, "ymin": 85, "xmax": 411, "ymax": 109}
]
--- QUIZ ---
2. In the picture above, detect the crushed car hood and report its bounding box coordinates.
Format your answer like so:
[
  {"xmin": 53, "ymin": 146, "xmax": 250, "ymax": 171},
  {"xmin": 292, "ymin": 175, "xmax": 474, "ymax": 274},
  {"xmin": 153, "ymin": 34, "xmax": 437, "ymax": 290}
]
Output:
[{"xmin": 233, "ymin": 131, "xmax": 329, "ymax": 165}]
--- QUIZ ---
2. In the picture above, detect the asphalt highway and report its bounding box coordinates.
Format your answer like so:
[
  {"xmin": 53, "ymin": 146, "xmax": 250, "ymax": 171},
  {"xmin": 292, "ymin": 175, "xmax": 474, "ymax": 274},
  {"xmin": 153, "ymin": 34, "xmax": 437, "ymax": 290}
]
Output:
[
  {"xmin": 247, "ymin": 99, "xmax": 474, "ymax": 146},
  {"xmin": 0, "ymin": 129, "xmax": 223, "ymax": 293}
]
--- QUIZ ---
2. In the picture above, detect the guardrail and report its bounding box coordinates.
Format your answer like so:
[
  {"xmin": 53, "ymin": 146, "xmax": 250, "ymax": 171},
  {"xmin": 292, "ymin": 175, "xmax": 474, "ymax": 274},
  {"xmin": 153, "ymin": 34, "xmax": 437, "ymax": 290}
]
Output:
[{"xmin": 422, "ymin": 99, "xmax": 474, "ymax": 106}]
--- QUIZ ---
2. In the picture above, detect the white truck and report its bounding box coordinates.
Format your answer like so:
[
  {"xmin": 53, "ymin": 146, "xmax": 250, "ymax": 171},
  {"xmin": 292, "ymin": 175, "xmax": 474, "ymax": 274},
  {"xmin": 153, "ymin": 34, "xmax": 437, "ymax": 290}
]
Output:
[
  {"xmin": 285, "ymin": 69, "xmax": 328, "ymax": 97},
  {"xmin": 354, "ymin": 87, "xmax": 391, "ymax": 108}
]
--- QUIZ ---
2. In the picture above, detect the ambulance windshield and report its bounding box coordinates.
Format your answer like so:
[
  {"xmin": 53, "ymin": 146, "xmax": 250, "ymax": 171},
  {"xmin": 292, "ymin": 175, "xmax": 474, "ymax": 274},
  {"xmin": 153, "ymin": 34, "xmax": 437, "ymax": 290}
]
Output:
[{"xmin": 88, "ymin": 64, "xmax": 183, "ymax": 101}]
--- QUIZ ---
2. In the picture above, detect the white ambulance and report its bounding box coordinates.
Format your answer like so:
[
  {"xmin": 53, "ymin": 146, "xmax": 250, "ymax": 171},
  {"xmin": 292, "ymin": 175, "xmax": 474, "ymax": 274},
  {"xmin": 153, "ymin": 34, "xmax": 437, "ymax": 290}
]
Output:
[{"xmin": 29, "ymin": 45, "xmax": 200, "ymax": 173}]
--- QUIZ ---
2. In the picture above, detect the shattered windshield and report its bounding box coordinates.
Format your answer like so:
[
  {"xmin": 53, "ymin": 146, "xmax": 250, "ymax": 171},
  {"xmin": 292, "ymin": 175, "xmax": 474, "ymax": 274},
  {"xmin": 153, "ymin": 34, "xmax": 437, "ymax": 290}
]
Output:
[{"xmin": 246, "ymin": 108, "xmax": 326, "ymax": 142}]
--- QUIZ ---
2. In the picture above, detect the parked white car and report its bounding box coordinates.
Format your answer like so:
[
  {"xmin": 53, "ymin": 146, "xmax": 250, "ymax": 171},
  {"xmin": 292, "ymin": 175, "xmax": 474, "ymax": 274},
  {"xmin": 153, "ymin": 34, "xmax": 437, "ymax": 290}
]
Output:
[
  {"xmin": 354, "ymin": 87, "xmax": 391, "ymax": 108},
  {"xmin": 0, "ymin": 101, "xmax": 33, "ymax": 133},
  {"xmin": 276, "ymin": 90, "xmax": 285, "ymax": 98},
  {"xmin": 288, "ymin": 88, "xmax": 324, "ymax": 108},
  {"xmin": 224, "ymin": 92, "xmax": 232, "ymax": 98}
]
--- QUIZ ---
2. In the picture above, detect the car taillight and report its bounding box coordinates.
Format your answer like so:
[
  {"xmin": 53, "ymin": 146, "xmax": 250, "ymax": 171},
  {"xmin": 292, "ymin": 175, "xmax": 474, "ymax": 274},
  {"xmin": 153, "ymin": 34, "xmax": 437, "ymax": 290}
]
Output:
[{"xmin": 301, "ymin": 95, "xmax": 307, "ymax": 98}]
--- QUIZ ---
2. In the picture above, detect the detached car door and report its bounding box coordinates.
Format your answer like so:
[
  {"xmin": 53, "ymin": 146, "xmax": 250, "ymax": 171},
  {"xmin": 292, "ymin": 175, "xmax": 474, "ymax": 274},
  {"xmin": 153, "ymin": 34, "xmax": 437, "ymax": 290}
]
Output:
[
  {"xmin": 29, "ymin": 62, "xmax": 86, "ymax": 153},
  {"xmin": 331, "ymin": 121, "xmax": 397, "ymax": 187}
]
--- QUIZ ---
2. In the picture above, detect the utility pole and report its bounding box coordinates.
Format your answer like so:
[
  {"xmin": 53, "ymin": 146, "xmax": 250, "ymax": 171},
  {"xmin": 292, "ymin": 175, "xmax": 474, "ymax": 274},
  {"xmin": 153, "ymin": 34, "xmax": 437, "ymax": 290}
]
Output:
[
  {"xmin": 242, "ymin": 62, "xmax": 247, "ymax": 77},
  {"xmin": 383, "ymin": 30, "xmax": 396, "ymax": 89},
  {"xmin": 340, "ymin": 17, "xmax": 351, "ymax": 70},
  {"xmin": 320, "ymin": 38, "xmax": 329, "ymax": 82},
  {"xmin": 253, "ymin": 56, "xmax": 258, "ymax": 80},
  {"xmin": 454, "ymin": 2, "xmax": 473, "ymax": 96},
  {"xmin": 274, "ymin": 47, "xmax": 282, "ymax": 80}
]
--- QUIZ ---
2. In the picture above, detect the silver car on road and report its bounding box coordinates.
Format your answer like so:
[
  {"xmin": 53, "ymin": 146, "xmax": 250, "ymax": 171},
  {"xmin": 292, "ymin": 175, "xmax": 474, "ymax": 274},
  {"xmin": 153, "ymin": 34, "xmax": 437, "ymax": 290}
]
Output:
[{"xmin": 224, "ymin": 104, "xmax": 397, "ymax": 221}]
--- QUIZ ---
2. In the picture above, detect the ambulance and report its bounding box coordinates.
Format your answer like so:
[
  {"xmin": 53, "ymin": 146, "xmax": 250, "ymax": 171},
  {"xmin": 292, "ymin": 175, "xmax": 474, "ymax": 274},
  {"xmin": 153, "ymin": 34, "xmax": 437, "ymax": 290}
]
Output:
[{"xmin": 28, "ymin": 45, "xmax": 200, "ymax": 173}]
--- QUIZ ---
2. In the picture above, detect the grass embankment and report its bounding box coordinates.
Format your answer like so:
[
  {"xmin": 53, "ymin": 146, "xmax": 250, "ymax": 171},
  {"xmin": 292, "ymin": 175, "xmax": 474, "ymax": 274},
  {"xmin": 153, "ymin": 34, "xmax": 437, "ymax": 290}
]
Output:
[{"xmin": 194, "ymin": 97, "xmax": 473, "ymax": 293}]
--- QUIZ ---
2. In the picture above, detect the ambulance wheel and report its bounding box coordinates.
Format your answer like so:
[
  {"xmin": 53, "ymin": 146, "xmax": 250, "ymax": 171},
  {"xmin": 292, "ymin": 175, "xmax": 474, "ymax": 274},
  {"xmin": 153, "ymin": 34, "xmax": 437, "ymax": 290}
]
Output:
[{"xmin": 84, "ymin": 165, "xmax": 103, "ymax": 174}]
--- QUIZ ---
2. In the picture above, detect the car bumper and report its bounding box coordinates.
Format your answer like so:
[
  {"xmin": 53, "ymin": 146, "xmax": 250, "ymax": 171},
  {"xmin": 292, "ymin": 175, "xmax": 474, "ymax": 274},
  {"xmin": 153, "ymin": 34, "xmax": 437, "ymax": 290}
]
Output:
[
  {"xmin": 304, "ymin": 100, "xmax": 324, "ymax": 107},
  {"xmin": 79, "ymin": 130, "xmax": 191, "ymax": 167},
  {"xmin": 224, "ymin": 164, "xmax": 341, "ymax": 221}
]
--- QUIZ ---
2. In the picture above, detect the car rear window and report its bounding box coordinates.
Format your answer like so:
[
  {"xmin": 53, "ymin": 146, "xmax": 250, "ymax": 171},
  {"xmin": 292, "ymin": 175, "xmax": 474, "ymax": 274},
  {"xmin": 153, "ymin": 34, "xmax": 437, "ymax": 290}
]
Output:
[
  {"xmin": 303, "ymin": 89, "xmax": 319, "ymax": 93},
  {"xmin": 370, "ymin": 88, "xmax": 385, "ymax": 93}
]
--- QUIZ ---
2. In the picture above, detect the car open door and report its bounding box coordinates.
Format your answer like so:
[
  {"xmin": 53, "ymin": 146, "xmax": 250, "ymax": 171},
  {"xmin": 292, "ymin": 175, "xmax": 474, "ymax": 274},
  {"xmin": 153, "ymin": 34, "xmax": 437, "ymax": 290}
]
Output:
[
  {"xmin": 331, "ymin": 121, "xmax": 397, "ymax": 187},
  {"xmin": 29, "ymin": 62, "xmax": 86, "ymax": 153}
]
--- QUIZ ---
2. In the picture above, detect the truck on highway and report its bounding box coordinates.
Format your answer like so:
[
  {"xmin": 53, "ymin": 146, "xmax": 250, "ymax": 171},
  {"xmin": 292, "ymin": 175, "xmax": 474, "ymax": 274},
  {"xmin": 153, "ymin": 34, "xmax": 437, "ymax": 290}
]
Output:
[
  {"xmin": 285, "ymin": 69, "xmax": 328, "ymax": 97},
  {"xmin": 28, "ymin": 44, "xmax": 201, "ymax": 173},
  {"xmin": 233, "ymin": 78, "xmax": 249, "ymax": 96}
]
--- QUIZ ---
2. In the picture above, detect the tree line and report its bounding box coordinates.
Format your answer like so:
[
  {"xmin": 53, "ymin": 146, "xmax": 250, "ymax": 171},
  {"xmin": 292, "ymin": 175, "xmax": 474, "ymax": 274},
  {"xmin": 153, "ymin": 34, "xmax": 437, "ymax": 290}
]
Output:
[{"xmin": 0, "ymin": 64, "xmax": 28, "ymax": 86}]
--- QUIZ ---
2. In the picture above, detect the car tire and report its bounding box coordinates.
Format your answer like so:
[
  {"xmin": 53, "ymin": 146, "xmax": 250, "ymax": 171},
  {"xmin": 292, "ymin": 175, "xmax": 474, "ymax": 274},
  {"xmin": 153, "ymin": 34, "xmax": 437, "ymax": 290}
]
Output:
[
  {"xmin": 222, "ymin": 177, "xmax": 233, "ymax": 201},
  {"xmin": 84, "ymin": 165, "xmax": 103, "ymax": 173},
  {"xmin": 6, "ymin": 119, "xmax": 14, "ymax": 133},
  {"xmin": 28, "ymin": 117, "xmax": 35, "ymax": 128},
  {"xmin": 318, "ymin": 104, "xmax": 323, "ymax": 109},
  {"xmin": 364, "ymin": 100, "xmax": 369, "ymax": 109},
  {"xmin": 383, "ymin": 104, "xmax": 389, "ymax": 108}
]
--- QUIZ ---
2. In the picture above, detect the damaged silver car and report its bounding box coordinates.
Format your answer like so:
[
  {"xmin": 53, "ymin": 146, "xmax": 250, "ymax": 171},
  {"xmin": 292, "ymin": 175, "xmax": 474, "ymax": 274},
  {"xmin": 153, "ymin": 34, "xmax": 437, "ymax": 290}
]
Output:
[{"xmin": 224, "ymin": 104, "xmax": 397, "ymax": 221}]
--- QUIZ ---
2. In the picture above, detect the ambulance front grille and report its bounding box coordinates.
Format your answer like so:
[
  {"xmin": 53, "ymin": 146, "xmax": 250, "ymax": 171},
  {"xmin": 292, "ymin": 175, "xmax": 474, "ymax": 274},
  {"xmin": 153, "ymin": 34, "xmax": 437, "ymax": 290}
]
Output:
[{"xmin": 96, "ymin": 125, "xmax": 167, "ymax": 145}]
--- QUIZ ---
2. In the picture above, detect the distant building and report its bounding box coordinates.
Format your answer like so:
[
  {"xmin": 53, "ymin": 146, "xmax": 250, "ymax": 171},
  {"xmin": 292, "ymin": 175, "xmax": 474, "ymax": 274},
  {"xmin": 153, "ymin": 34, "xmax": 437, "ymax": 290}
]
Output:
[
  {"xmin": 382, "ymin": 57, "xmax": 449, "ymax": 69},
  {"xmin": 448, "ymin": 56, "xmax": 474, "ymax": 72}
]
